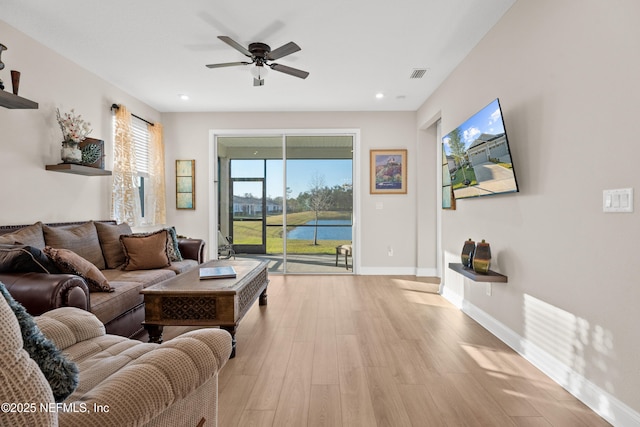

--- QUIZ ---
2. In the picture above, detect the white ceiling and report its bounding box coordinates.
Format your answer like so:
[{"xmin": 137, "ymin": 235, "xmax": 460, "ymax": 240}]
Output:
[{"xmin": 1, "ymin": 0, "xmax": 515, "ymax": 113}]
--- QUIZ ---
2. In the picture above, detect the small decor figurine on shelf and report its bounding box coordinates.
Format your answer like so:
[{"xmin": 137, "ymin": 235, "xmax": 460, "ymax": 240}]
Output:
[
  {"xmin": 472, "ymin": 239, "xmax": 492, "ymax": 274},
  {"xmin": 461, "ymin": 238, "xmax": 475, "ymax": 268},
  {"xmin": 56, "ymin": 108, "xmax": 92, "ymax": 164},
  {"xmin": 0, "ymin": 43, "xmax": 6, "ymax": 70},
  {"xmin": 79, "ymin": 137, "xmax": 105, "ymax": 169}
]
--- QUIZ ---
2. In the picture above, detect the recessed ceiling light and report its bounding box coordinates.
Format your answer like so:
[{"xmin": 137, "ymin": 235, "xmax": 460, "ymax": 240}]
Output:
[
  {"xmin": 178, "ymin": 94, "xmax": 189, "ymax": 100},
  {"xmin": 375, "ymin": 93, "xmax": 384, "ymax": 99}
]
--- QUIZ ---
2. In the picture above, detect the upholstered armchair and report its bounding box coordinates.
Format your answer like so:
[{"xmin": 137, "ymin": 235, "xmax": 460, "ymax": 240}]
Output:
[{"xmin": 0, "ymin": 291, "xmax": 232, "ymax": 427}]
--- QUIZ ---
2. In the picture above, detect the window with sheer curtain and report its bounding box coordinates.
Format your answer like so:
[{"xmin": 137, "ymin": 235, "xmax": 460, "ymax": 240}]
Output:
[{"xmin": 112, "ymin": 106, "xmax": 166, "ymax": 226}]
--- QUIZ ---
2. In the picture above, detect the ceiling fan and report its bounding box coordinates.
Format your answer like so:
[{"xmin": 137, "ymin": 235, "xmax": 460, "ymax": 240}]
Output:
[{"xmin": 206, "ymin": 36, "xmax": 309, "ymax": 86}]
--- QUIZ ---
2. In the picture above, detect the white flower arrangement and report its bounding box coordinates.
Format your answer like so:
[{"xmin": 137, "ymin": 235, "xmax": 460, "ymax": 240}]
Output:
[{"xmin": 56, "ymin": 108, "xmax": 92, "ymax": 145}]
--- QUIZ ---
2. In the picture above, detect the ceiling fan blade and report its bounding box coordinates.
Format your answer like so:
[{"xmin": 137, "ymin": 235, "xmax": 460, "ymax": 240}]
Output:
[
  {"xmin": 206, "ymin": 61, "xmax": 251, "ymax": 69},
  {"xmin": 217, "ymin": 36, "xmax": 252, "ymax": 57},
  {"xmin": 266, "ymin": 42, "xmax": 301, "ymax": 60},
  {"xmin": 270, "ymin": 63, "xmax": 309, "ymax": 79}
]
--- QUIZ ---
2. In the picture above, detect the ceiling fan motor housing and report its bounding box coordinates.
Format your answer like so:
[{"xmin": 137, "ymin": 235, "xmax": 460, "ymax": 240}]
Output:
[{"xmin": 249, "ymin": 42, "xmax": 271, "ymax": 60}]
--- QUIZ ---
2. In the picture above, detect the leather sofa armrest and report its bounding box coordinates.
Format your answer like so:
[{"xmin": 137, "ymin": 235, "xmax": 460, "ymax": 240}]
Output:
[
  {"xmin": 0, "ymin": 272, "xmax": 90, "ymax": 316},
  {"xmin": 178, "ymin": 238, "xmax": 205, "ymax": 263}
]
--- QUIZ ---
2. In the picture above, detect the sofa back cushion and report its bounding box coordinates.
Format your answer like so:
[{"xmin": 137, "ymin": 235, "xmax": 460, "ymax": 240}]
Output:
[
  {"xmin": 43, "ymin": 221, "xmax": 106, "ymax": 270},
  {"xmin": 0, "ymin": 221, "xmax": 46, "ymax": 249},
  {"xmin": 120, "ymin": 229, "xmax": 171, "ymax": 271},
  {"xmin": 94, "ymin": 222, "xmax": 133, "ymax": 269}
]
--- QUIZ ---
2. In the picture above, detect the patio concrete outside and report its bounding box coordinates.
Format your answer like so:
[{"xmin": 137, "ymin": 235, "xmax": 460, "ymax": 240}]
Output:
[{"xmin": 233, "ymin": 252, "xmax": 353, "ymax": 274}]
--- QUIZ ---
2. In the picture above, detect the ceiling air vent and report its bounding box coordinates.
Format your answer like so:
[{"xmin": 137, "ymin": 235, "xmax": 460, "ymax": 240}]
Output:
[{"xmin": 409, "ymin": 68, "xmax": 428, "ymax": 79}]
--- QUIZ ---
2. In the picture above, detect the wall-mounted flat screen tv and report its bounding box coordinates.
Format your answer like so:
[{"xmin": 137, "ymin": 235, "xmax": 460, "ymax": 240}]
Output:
[{"xmin": 442, "ymin": 98, "xmax": 519, "ymax": 200}]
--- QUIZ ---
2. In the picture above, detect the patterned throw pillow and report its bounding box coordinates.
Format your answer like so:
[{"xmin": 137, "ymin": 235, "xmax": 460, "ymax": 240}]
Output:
[
  {"xmin": 0, "ymin": 282, "xmax": 79, "ymax": 402},
  {"xmin": 44, "ymin": 247, "xmax": 112, "ymax": 292},
  {"xmin": 165, "ymin": 226, "xmax": 183, "ymax": 262},
  {"xmin": 119, "ymin": 229, "xmax": 171, "ymax": 271}
]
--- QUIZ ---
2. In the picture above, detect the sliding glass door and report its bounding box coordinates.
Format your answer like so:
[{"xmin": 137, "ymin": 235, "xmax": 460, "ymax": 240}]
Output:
[{"xmin": 217, "ymin": 133, "xmax": 354, "ymax": 274}]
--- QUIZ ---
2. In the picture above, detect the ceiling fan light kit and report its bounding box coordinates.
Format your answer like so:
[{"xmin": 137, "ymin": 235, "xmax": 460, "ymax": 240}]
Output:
[{"xmin": 206, "ymin": 36, "xmax": 309, "ymax": 86}]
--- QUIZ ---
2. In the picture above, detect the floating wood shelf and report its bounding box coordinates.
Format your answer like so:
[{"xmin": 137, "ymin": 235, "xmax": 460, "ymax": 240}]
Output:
[
  {"xmin": 46, "ymin": 163, "xmax": 112, "ymax": 176},
  {"xmin": 0, "ymin": 90, "xmax": 38, "ymax": 109},
  {"xmin": 448, "ymin": 263, "xmax": 508, "ymax": 283}
]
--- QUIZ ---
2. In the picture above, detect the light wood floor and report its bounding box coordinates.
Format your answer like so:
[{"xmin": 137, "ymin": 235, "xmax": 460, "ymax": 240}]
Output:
[{"xmin": 174, "ymin": 275, "xmax": 610, "ymax": 426}]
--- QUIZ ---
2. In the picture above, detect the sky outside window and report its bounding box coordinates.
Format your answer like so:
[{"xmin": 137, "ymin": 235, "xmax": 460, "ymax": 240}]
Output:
[{"xmin": 231, "ymin": 159, "xmax": 352, "ymax": 199}]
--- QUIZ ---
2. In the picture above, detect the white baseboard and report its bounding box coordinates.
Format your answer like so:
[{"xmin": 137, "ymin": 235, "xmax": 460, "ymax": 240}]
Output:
[
  {"xmin": 359, "ymin": 266, "xmax": 417, "ymax": 276},
  {"xmin": 416, "ymin": 267, "xmax": 438, "ymax": 277},
  {"xmin": 441, "ymin": 290, "xmax": 640, "ymax": 427}
]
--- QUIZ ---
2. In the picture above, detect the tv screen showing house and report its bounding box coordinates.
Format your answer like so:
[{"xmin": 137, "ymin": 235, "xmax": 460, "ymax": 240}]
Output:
[{"xmin": 442, "ymin": 98, "xmax": 519, "ymax": 200}]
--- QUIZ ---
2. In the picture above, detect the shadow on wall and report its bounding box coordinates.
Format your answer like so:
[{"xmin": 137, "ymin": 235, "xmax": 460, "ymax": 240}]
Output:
[{"xmin": 523, "ymin": 294, "xmax": 616, "ymax": 421}]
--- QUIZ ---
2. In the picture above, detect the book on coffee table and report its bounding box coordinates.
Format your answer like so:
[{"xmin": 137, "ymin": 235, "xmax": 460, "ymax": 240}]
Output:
[{"xmin": 199, "ymin": 266, "xmax": 237, "ymax": 280}]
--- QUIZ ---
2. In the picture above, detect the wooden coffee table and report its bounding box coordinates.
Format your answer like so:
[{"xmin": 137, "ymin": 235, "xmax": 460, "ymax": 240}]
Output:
[{"xmin": 141, "ymin": 259, "xmax": 269, "ymax": 358}]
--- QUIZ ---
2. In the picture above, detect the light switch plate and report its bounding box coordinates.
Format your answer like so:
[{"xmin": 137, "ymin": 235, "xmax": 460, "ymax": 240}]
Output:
[{"xmin": 603, "ymin": 188, "xmax": 633, "ymax": 213}]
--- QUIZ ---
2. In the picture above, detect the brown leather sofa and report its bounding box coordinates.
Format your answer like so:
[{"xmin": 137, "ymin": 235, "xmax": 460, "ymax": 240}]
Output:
[{"xmin": 0, "ymin": 220, "xmax": 205, "ymax": 338}]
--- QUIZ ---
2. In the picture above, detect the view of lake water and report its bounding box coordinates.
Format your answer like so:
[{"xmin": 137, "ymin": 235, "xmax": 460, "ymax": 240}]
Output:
[{"xmin": 287, "ymin": 219, "xmax": 352, "ymax": 240}]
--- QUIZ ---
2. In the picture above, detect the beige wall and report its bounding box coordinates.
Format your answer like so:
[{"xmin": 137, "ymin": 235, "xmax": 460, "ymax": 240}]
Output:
[
  {"xmin": 161, "ymin": 111, "xmax": 430, "ymax": 273},
  {"xmin": 417, "ymin": 0, "xmax": 639, "ymax": 422},
  {"xmin": 0, "ymin": 20, "xmax": 159, "ymax": 225},
  {"xmin": 3, "ymin": 1, "xmax": 635, "ymax": 421}
]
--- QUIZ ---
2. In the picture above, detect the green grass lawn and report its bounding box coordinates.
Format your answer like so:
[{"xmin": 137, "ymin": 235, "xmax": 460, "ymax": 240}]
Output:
[
  {"xmin": 233, "ymin": 211, "xmax": 352, "ymax": 254},
  {"xmin": 451, "ymin": 165, "xmax": 478, "ymax": 190}
]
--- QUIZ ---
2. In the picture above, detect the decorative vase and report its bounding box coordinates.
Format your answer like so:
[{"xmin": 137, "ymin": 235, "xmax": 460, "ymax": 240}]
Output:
[
  {"xmin": 461, "ymin": 238, "xmax": 475, "ymax": 268},
  {"xmin": 10, "ymin": 70, "xmax": 20, "ymax": 95},
  {"xmin": 472, "ymin": 240, "xmax": 492, "ymax": 274},
  {"xmin": 61, "ymin": 141, "xmax": 82, "ymax": 164}
]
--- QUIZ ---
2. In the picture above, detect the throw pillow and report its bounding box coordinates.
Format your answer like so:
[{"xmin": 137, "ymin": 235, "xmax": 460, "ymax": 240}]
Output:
[
  {"xmin": 0, "ymin": 282, "xmax": 79, "ymax": 402},
  {"xmin": 43, "ymin": 222, "xmax": 106, "ymax": 270},
  {"xmin": 0, "ymin": 222, "xmax": 46, "ymax": 249},
  {"xmin": 120, "ymin": 229, "xmax": 171, "ymax": 271},
  {"xmin": 0, "ymin": 244, "xmax": 61, "ymax": 274},
  {"xmin": 44, "ymin": 247, "xmax": 112, "ymax": 292},
  {"xmin": 165, "ymin": 226, "xmax": 183, "ymax": 262},
  {"xmin": 94, "ymin": 221, "xmax": 133, "ymax": 269}
]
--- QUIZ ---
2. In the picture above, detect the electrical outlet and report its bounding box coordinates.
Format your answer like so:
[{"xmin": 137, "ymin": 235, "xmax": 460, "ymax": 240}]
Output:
[
  {"xmin": 486, "ymin": 283, "xmax": 492, "ymax": 296},
  {"xmin": 387, "ymin": 246, "xmax": 393, "ymax": 256}
]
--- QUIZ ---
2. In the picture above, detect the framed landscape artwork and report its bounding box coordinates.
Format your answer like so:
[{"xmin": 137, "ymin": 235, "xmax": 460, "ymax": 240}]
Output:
[
  {"xmin": 176, "ymin": 160, "xmax": 195, "ymax": 209},
  {"xmin": 370, "ymin": 149, "xmax": 407, "ymax": 194}
]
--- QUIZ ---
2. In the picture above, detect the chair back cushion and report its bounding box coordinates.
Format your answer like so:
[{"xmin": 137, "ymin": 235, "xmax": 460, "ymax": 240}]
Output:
[{"xmin": 0, "ymin": 285, "xmax": 57, "ymax": 426}]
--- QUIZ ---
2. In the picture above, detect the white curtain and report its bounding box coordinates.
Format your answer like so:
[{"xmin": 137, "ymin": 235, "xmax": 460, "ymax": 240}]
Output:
[
  {"xmin": 147, "ymin": 122, "xmax": 166, "ymax": 225},
  {"xmin": 111, "ymin": 105, "xmax": 141, "ymax": 225}
]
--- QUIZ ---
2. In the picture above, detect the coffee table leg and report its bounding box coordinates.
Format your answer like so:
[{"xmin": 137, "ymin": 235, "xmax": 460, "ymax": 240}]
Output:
[
  {"xmin": 221, "ymin": 325, "xmax": 237, "ymax": 358},
  {"xmin": 145, "ymin": 324, "xmax": 164, "ymax": 344},
  {"xmin": 259, "ymin": 287, "xmax": 268, "ymax": 306}
]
